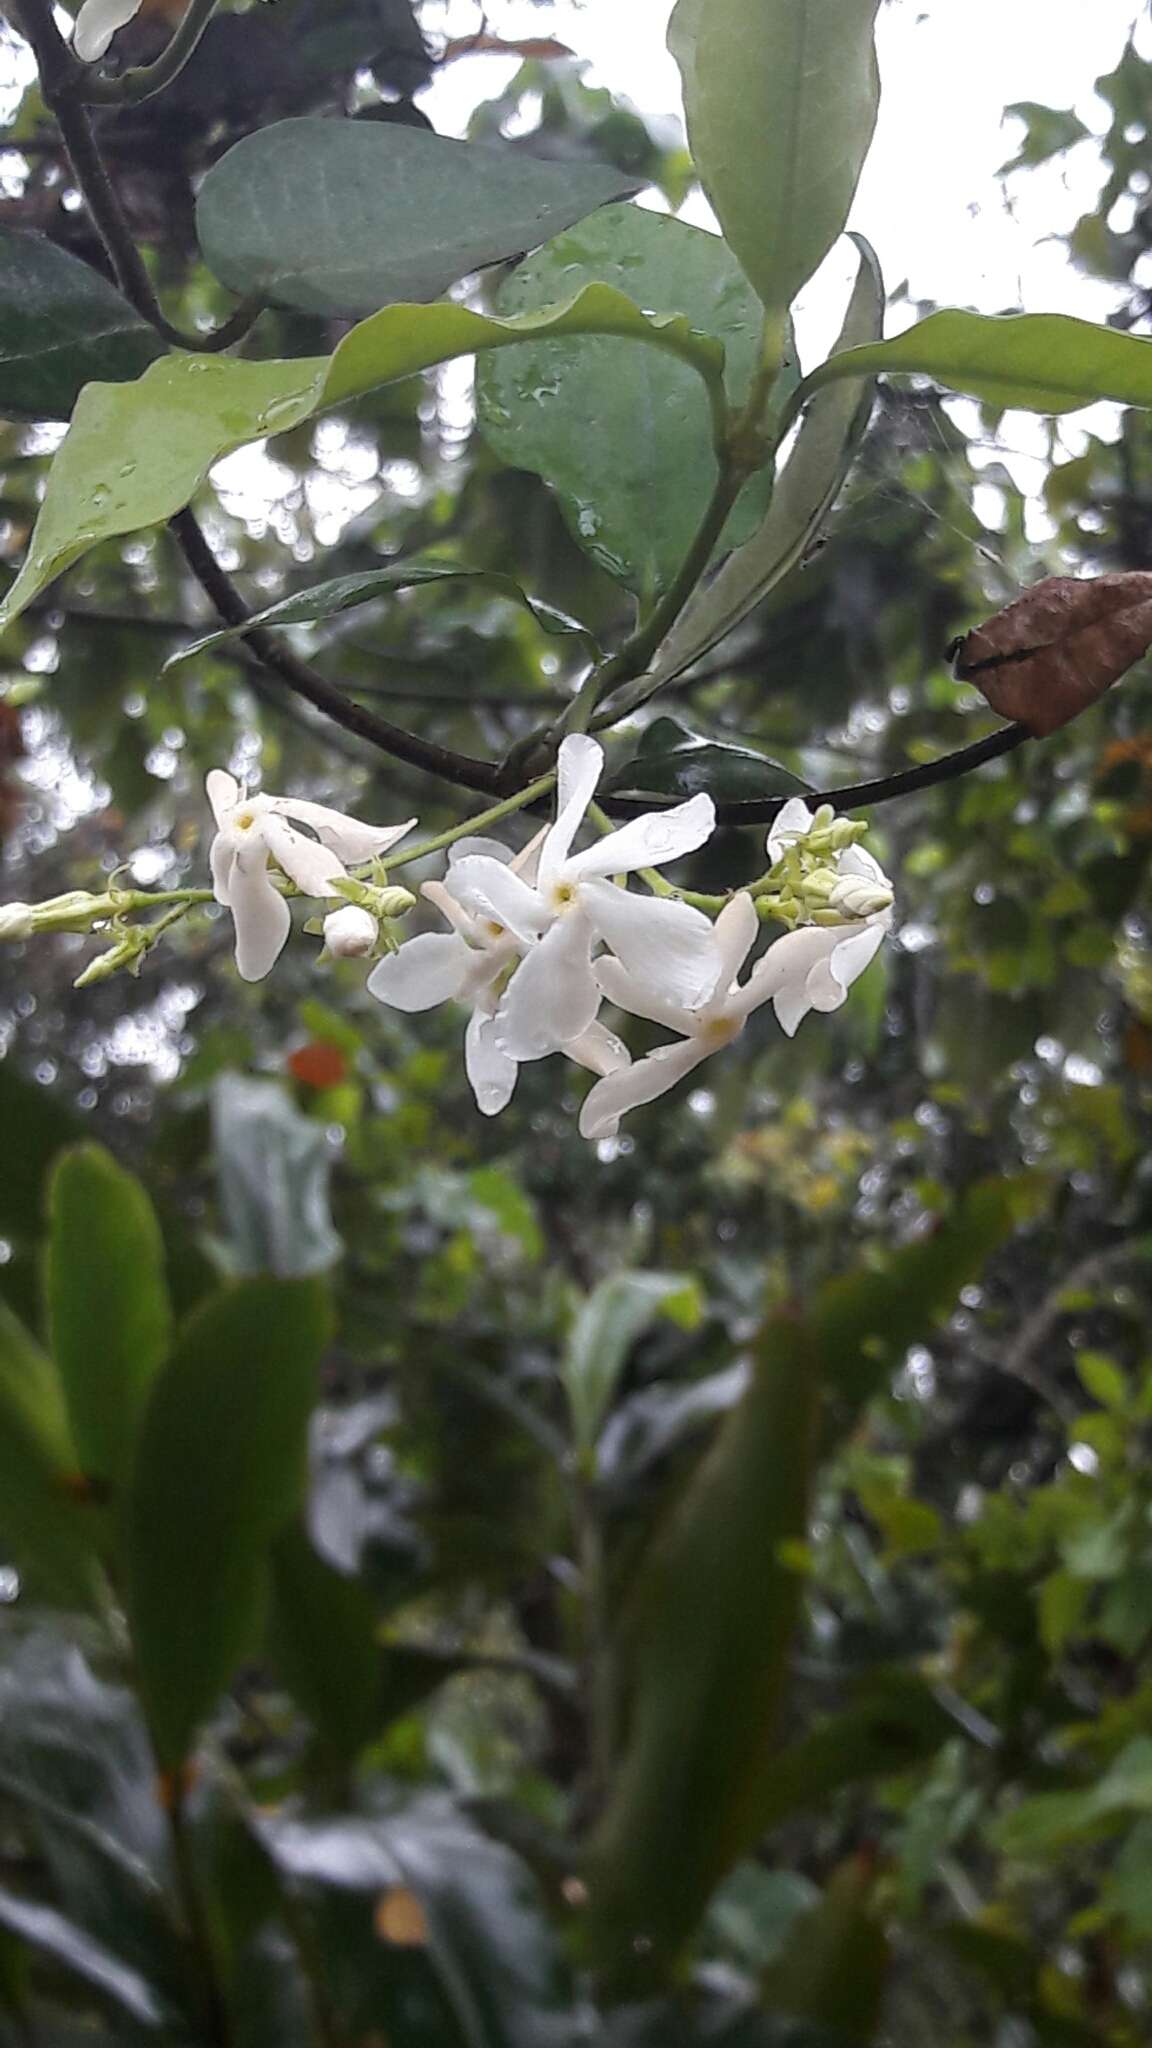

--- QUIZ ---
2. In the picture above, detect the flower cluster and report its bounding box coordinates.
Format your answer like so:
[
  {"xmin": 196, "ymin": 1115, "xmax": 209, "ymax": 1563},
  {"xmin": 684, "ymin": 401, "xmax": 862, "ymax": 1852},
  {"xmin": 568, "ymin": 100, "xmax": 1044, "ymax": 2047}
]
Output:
[
  {"xmin": 362, "ymin": 738, "xmax": 892, "ymax": 1138},
  {"xmin": 2, "ymin": 740, "xmax": 893, "ymax": 1144}
]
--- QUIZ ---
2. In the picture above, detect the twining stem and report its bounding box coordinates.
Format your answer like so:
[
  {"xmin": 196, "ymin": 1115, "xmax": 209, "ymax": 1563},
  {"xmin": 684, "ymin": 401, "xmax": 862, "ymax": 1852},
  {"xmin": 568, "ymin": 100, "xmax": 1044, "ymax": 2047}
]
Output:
[
  {"xmin": 81, "ymin": 0, "xmax": 221, "ymax": 107},
  {"xmin": 388, "ymin": 772, "xmax": 557, "ymax": 869}
]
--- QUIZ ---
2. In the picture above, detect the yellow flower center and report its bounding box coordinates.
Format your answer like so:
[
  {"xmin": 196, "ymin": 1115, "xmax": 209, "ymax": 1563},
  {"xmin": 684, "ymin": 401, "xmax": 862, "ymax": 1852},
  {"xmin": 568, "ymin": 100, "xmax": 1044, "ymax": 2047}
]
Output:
[
  {"xmin": 703, "ymin": 1014, "xmax": 740, "ymax": 1047},
  {"xmin": 234, "ymin": 809, "xmax": 257, "ymax": 831},
  {"xmin": 485, "ymin": 920, "xmax": 505, "ymax": 939},
  {"xmin": 551, "ymin": 881, "xmax": 577, "ymax": 911}
]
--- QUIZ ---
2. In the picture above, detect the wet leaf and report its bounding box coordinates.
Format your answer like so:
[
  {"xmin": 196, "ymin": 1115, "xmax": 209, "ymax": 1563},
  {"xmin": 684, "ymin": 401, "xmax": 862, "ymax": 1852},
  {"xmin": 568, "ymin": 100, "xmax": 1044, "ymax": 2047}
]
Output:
[
  {"xmin": 0, "ymin": 283, "xmax": 725, "ymax": 630},
  {"xmin": 612, "ymin": 718, "xmax": 814, "ymax": 804},
  {"xmin": 478, "ymin": 203, "xmax": 781, "ymax": 596},
  {"xmin": 0, "ymin": 1889, "xmax": 166, "ymax": 2029},
  {"xmin": 197, "ymin": 119, "xmax": 637, "ymax": 316},
  {"xmin": 562, "ymin": 1268, "xmax": 701, "ymax": 1456},
  {"xmin": 951, "ymin": 572, "xmax": 1152, "ymax": 735}
]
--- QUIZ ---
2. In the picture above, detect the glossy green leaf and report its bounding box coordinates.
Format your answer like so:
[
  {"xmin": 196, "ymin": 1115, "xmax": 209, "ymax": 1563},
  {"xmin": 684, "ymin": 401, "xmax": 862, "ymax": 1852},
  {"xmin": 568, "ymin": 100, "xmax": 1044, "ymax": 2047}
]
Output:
[
  {"xmin": 648, "ymin": 237, "xmax": 884, "ymax": 684},
  {"xmin": 125, "ymin": 1276, "xmax": 331, "ymax": 1767},
  {"xmin": 668, "ymin": 0, "xmax": 881, "ymax": 326},
  {"xmin": 747, "ymin": 1670, "xmax": 956, "ymax": 1838},
  {"xmin": 0, "ymin": 283, "xmax": 725, "ymax": 630},
  {"xmin": 212, "ymin": 1075, "xmax": 341, "ymax": 1278},
  {"xmin": 611, "ymin": 717, "xmax": 814, "ymax": 803},
  {"xmin": 197, "ymin": 118, "xmax": 638, "ymax": 316},
  {"xmin": 47, "ymin": 1145, "xmax": 171, "ymax": 1491},
  {"xmin": 795, "ymin": 307, "xmax": 1152, "ymax": 418},
  {"xmin": 562, "ymin": 1268, "xmax": 701, "ymax": 1456},
  {"xmin": 0, "ymin": 1888, "xmax": 166, "ymax": 2030},
  {"xmin": 164, "ymin": 562, "xmax": 597, "ymax": 669},
  {"xmin": 478, "ymin": 204, "xmax": 781, "ymax": 596},
  {"xmin": 0, "ymin": 228, "xmax": 162, "ymax": 422},
  {"xmin": 586, "ymin": 1312, "xmax": 819, "ymax": 1993},
  {"xmin": 0, "ymin": 1301, "xmax": 101, "ymax": 1611}
]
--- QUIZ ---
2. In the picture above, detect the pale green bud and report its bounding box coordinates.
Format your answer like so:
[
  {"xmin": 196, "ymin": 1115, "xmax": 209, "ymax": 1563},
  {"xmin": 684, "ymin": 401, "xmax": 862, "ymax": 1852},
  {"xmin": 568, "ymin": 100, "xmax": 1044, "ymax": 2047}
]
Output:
[
  {"xmin": 74, "ymin": 930, "xmax": 147, "ymax": 988},
  {"xmin": 0, "ymin": 902, "xmax": 33, "ymax": 941}
]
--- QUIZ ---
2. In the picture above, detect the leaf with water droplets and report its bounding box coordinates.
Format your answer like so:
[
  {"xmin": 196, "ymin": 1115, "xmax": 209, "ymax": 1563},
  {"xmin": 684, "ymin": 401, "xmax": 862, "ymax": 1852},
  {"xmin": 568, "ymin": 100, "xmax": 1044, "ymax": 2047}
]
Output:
[{"xmin": 477, "ymin": 204, "xmax": 787, "ymax": 596}]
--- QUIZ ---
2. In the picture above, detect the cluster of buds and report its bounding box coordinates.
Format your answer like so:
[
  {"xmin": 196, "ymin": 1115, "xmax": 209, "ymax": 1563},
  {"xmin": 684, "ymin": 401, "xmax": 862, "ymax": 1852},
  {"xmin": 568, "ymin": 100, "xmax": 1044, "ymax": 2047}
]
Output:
[
  {"xmin": 755, "ymin": 801, "xmax": 894, "ymax": 930},
  {"xmin": 320, "ymin": 876, "xmax": 418, "ymax": 961}
]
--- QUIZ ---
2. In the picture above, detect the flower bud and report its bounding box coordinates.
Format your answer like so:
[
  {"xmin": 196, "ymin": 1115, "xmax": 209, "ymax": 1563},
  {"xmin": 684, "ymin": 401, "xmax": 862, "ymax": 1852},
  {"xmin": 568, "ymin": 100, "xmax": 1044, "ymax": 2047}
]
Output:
[
  {"xmin": 73, "ymin": 931, "xmax": 147, "ymax": 988},
  {"xmin": 0, "ymin": 902, "xmax": 33, "ymax": 941},
  {"xmin": 323, "ymin": 905, "xmax": 379, "ymax": 958},
  {"xmin": 829, "ymin": 874, "xmax": 893, "ymax": 920}
]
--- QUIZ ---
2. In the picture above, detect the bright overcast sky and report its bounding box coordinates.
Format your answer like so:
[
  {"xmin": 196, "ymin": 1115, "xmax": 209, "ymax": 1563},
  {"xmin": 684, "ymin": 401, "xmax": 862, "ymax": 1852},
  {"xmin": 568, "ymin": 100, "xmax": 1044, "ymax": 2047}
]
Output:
[{"xmin": 421, "ymin": 0, "xmax": 1150, "ymax": 340}]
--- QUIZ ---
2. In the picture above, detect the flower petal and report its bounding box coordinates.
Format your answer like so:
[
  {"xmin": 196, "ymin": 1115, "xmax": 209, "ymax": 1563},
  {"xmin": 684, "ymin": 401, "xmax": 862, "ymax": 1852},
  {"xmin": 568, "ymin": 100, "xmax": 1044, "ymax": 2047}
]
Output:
[
  {"xmin": 806, "ymin": 922, "xmax": 886, "ymax": 1010},
  {"xmin": 538, "ymin": 734, "xmax": 603, "ymax": 887},
  {"xmin": 209, "ymin": 830, "xmax": 236, "ymax": 907},
  {"xmin": 447, "ymin": 836, "xmax": 514, "ymax": 866},
  {"xmin": 448, "ymin": 856, "xmax": 547, "ymax": 945},
  {"xmin": 464, "ymin": 1010, "xmax": 518, "ymax": 1116},
  {"xmin": 567, "ymin": 793, "xmax": 716, "ymax": 881},
  {"xmin": 73, "ymin": 0, "xmax": 144, "ymax": 63},
  {"xmin": 367, "ymin": 932, "xmax": 468, "ymax": 1011},
  {"xmin": 580, "ymin": 879, "xmax": 719, "ymax": 1007},
  {"xmin": 767, "ymin": 796, "xmax": 815, "ymax": 864},
  {"xmin": 566, "ymin": 1018, "xmax": 632, "ymax": 1078},
  {"xmin": 737, "ymin": 926, "xmax": 838, "ymax": 1033},
  {"xmin": 273, "ymin": 798, "xmax": 415, "ymax": 863},
  {"xmin": 421, "ymin": 878, "xmax": 479, "ymax": 941},
  {"xmin": 262, "ymin": 814, "xmax": 347, "ymax": 897},
  {"xmin": 594, "ymin": 954, "xmax": 697, "ymax": 1034},
  {"xmin": 496, "ymin": 911, "xmax": 598, "ymax": 1060},
  {"xmin": 227, "ymin": 851, "xmax": 292, "ymax": 982},
  {"xmin": 712, "ymin": 891, "xmax": 760, "ymax": 995},
  {"xmin": 578, "ymin": 1038, "xmax": 711, "ymax": 1140},
  {"xmin": 206, "ymin": 768, "xmax": 239, "ymax": 829}
]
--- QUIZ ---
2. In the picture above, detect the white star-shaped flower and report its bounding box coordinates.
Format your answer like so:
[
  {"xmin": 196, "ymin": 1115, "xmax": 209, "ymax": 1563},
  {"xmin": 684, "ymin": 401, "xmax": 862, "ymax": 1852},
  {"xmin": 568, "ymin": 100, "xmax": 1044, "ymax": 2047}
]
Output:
[
  {"xmin": 72, "ymin": 0, "xmax": 144, "ymax": 62},
  {"xmin": 368, "ymin": 836, "xmax": 629, "ymax": 1116},
  {"xmin": 447, "ymin": 735, "xmax": 719, "ymax": 1063},
  {"xmin": 764, "ymin": 798, "xmax": 893, "ymax": 1034},
  {"xmin": 206, "ymin": 770, "xmax": 414, "ymax": 983},
  {"xmin": 581, "ymin": 868, "xmax": 894, "ymax": 1139}
]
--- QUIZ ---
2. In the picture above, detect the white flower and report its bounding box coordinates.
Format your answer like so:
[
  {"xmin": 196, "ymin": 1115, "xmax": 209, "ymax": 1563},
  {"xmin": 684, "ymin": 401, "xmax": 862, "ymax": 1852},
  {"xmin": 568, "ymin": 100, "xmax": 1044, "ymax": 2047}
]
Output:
[
  {"xmin": 207, "ymin": 770, "xmax": 414, "ymax": 983},
  {"xmin": 367, "ymin": 836, "xmax": 630, "ymax": 1116},
  {"xmin": 72, "ymin": 0, "xmax": 144, "ymax": 62},
  {"xmin": 581, "ymin": 879, "xmax": 892, "ymax": 1139},
  {"xmin": 323, "ymin": 905, "xmax": 379, "ymax": 958},
  {"xmin": 448, "ymin": 735, "xmax": 718, "ymax": 1063},
  {"xmin": 764, "ymin": 797, "xmax": 893, "ymax": 1035}
]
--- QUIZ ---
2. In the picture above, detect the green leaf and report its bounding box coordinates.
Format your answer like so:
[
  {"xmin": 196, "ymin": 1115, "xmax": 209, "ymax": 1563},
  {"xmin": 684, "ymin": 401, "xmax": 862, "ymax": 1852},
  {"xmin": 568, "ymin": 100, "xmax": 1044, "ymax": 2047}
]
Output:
[
  {"xmin": 611, "ymin": 717, "xmax": 814, "ymax": 803},
  {"xmin": 760, "ymin": 1857, "xmax": 889, "ymax": 2041},
  {"xmin": 586, "ymin": 1312, "xmax": 819, "ymax": 1993},
  {"xmin": 212, "ymin": 1075, "xmax": 342, "ymax": 1278},
  {"xmin": 748, "ymin": 1671, "xmax": 957, "ymax": 1838},
  {"xmin": 47, "ymin": 1145, "xmax": 171, "ymax": 1491},
  {"xmin": 648, "ymin": 236, "xmax": 884, "ymax": 683},
  {"xmin": 0, "ymin": 228, "xmax": 163, "ymax": 422},
  {"xmin": 0, "ymin": 1301, "xmax": 102, "ymax": 1610},
  {"xmin": 1073, "ymin": 1349, "xmax": 1129, "ymax": 1412},
  {"xmin": 562, "ymin": 1268, "xmax": 701, "ymax": 1456},
  {"xmin": 125, "ymin": 1276, "xmax": 331, "ymax": 1767},
  {"xmin": 197, "ymin": 118, "xmax": 638, "ymax": 317},
  {"xmin": 0, "ymin": 283, "xmax": 725, "ymax": 630},
  {"xmin": 268, "ymin": 1522, "xmax": 383, "ymax": 1762},
  {"xmin": 164, "ymin": 562, "xmax": 597, "ymax": 670},
  {"xmin": 668, "ymin": 0, "xmax": 881, "ymax": 326},
  {"xmin": 478, "ymin": 204, "xmax": 779, "ymax": 597},
  {"xmin": 795, "ymin": 307, "xmax": 1152, "ymax": 418},
  {"xmin": 0, "ymin": 1889, "xmax": 166, "ymax": 2030}
]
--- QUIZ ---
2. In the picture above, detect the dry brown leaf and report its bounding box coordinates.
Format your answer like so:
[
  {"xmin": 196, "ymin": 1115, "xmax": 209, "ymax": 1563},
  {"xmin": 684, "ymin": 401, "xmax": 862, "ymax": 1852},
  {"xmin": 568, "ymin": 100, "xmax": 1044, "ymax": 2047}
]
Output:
[{"xmin": 951, "ymin": 572, "xmax": 1152, "ymax": 736}]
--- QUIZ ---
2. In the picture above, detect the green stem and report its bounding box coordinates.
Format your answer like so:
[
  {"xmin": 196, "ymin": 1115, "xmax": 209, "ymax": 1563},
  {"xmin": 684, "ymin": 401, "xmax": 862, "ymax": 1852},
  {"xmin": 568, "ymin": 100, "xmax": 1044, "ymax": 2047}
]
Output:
[
  {"xmin": 387, "ymin": 773, "xmax": 557, "ymax": 870},
  {"xmin": 81, "ymin": 0, "xmax": 221, "ymax": 106},
  {"xmin": 166, "ymin": 1777, "xmax": 233, "ymax": 2048},
  {"xmin": 557, "ymin": 456, "xmax": 749, "ymax": 739}
]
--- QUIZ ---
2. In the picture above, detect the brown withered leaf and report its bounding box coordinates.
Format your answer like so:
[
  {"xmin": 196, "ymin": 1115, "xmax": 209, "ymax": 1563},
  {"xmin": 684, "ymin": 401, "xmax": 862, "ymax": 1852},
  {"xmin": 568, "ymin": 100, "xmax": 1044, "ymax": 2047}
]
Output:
[{"xmin": 951, "ymin": 572, "xmax": 1152, "ymax": 736}]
